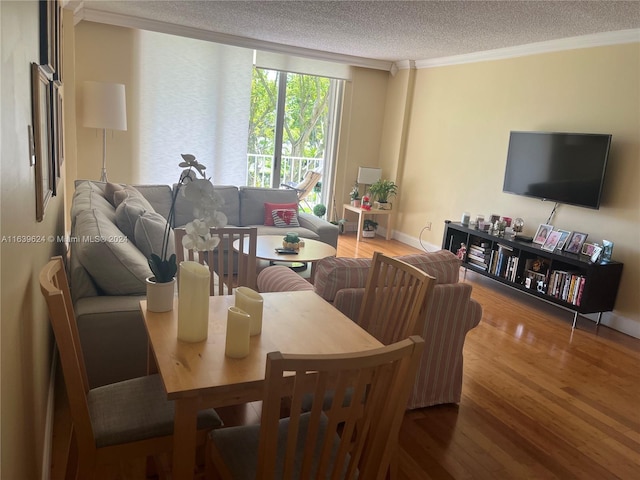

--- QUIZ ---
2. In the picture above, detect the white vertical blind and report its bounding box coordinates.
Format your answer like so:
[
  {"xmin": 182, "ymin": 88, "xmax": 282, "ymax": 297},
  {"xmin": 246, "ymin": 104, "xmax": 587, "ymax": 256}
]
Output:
[{"xmin": 136, "ymin": 31, "xmax": 253, "ymax": 185}]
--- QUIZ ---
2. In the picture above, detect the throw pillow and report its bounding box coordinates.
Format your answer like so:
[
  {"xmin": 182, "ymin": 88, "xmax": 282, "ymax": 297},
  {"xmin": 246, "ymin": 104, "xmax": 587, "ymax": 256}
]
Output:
[
  {"xmin": 134, "ymin": 211, "xmax": 175, "ymax": 260},
  {"xmin": 271, "ymin": 208, "xmax": 300, "ymax": 227},
  {"xmin": 115, "ymin": 198, "xmax": 149, "ymax": 242},
  {"xmin": 74, "ymin": 209, "xmax": 152, "ymax": 295},
  {"xmin": 113, "ymin": 185, "xmax": 155, "ymax": 213},
  {"xmin": 104, "ymin": 182, "xmax": 125, "ymax": 206},
  {"xmin": 264, "ymin": 202, "xmax": 298, "ymax": 226}
]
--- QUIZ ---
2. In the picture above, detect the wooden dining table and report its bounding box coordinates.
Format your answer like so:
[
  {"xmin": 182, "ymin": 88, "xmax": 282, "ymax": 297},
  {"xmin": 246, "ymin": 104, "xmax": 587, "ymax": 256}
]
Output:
[{"xmin": 140, "ymin": 290, "xmax": 382, "ymax": 479}]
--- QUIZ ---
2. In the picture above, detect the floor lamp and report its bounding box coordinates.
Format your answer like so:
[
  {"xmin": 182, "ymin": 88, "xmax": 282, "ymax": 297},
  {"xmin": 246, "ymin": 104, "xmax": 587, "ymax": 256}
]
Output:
[{"xmin": 82, "ymin": 81, "xmax": 127, "ymax": 182}]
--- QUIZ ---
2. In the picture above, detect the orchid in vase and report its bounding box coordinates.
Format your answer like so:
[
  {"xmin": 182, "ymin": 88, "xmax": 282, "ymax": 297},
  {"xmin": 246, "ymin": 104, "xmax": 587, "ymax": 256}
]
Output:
[{"xmin": 148, "ymin": 154, "xmax": 227, "ymax": 283}]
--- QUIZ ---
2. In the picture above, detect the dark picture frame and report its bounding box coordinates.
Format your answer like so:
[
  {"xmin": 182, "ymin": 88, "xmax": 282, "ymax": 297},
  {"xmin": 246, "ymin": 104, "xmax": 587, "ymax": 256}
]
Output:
[
  {"xmin": 39, "ymin": 0, "xmax": 57, "ymax": 75},
  {"xmin": 32, "ymin": 63, "xmax": 53, "ymax": 221},
  {"xmin": 564, "ymin": 231, "xmax": 588, "ymax": 254}
]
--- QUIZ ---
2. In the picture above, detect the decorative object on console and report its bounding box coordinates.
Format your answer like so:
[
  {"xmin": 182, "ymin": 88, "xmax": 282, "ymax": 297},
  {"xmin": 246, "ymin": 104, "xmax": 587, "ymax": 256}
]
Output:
[
  {"xmin": 564, "ymin": 231, "xmax": 587, "ymax": 254},
  {"xmin": 601, "ymin": 239, "xmax": 614, "ymax": 261},
  {"xmin": 461, "ymin": 212, "xmax": 471, "ymax": 226},
  {"xmin": 533, "ymin": 223, "xmax": 553, "ymax": 245},
  {"xmin": 350, "ymin": 180, "xmax": 360, "ymax": 206},
  {"xmin": 361, "ymin": 195, "xmax": 372, "ymax": 210},
  {"xmin": 356, "ymin": 166, "xmax": 382, "ymax": 196},
  {"xmin": 82, "ymin": 81, "xmax": 127, "ymax": 182},
  {"xmin": 369, "ymin": 178, "xmax": 398, "ymax": 207},
  {"xmin": 177, "ymin": 261, "xmax": 210, "ymax": 342},
  {"xmin": 513, "ymin": 217, "xmax": 524, "ymax": 232},
  {"xmin": 555, "ymin": 229, "xmax": 571, "ymax": 251},
  {"xmin": 542, "ymin": 230, "xmax": 562, "ymax": 252}
]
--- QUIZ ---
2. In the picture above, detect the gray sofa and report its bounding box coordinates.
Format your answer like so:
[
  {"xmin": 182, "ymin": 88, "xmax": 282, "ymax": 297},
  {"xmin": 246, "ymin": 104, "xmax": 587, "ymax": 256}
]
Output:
[{"xmin": 69, "ymin": 180, "xmax": 338, "ymax": 387}]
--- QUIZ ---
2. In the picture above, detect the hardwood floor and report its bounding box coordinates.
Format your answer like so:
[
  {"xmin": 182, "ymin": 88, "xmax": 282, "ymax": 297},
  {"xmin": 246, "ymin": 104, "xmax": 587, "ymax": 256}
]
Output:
[{"xmin": 51, "ymin": 233, "xmax": 640, "ymax": 479}]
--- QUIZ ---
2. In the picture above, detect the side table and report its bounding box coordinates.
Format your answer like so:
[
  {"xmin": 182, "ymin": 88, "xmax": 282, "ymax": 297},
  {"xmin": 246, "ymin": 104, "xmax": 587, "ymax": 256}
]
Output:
[{"xmin": 342, "ymin": 204, "xmax": 394, "ymax": 242}]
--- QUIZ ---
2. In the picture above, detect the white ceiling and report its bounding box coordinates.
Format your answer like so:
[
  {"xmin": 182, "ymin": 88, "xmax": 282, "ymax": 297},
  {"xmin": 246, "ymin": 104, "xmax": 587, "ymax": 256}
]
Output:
[{"xmin": 77, "ymin": 0, "xmax": 640, "ymax": 69}]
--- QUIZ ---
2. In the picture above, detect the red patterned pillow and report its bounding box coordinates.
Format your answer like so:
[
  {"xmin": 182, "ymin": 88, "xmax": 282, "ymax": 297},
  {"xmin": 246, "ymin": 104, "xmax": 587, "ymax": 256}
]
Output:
[
  {"xmin": 264, "ymin": 202, "xmax": 298, "ymax": 226},
  {"xmin": 272, "ymin": 209, "xmax": 300, "ymax": 227}
]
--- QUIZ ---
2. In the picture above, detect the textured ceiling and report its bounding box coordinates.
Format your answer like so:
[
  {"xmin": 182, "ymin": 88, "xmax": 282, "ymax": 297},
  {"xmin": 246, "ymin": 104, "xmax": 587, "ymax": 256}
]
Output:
[{"xmin": 80, "ymin": 1, "xmax": 640, "ymax": 63}]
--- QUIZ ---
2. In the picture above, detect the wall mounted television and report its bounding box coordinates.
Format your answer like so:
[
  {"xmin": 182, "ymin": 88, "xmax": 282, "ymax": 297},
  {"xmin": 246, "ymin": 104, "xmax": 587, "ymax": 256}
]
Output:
[{"xmin": 502, "ymin": 131, "xmax": 612, "ymax": 210}]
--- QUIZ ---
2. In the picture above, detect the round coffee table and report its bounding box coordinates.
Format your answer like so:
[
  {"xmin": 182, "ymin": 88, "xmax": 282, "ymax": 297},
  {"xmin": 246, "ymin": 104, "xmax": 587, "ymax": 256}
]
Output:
[{"xmin": 233, "ymin": 235, "xmax": 337, "ymax": 280}]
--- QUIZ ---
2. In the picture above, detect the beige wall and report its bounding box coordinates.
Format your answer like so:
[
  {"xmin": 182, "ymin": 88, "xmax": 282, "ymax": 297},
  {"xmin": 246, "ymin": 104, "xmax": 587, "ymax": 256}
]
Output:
[
  {"xmin": 1, "ymin": 1, "xmax": 66, "ymax": 477},
  {"xmin": 74, "ymin": 22, "xmax": 137, "ymax": 183},
  {"xmin": 392, "ymin": 43, "xmax": 639, "ymax": 335}
]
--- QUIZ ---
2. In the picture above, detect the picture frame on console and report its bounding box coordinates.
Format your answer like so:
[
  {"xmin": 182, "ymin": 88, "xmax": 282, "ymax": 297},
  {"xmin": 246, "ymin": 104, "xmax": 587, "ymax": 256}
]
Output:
[
  {"xmin": 542, "ymin": 230, "xmax": 562, "ymax": 252},
  {"xmin": 555, "ymin": 230, "xmax": 571, "ymax": 251},
  {"xmin": 581, "ymin": 242, "xmax": 597, "ymax": 256},
  {"xmin": 533, "ymin": 224, "xmax": 552, "ymax": 245},
  {"xmin": 564, "ymin": 232, "xmax": 587, "ymax": 254}
]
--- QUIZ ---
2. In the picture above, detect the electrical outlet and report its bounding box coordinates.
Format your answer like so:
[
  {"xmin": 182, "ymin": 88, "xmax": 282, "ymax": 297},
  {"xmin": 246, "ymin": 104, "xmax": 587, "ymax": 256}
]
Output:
[{"xmin": 425, "ymin": 221, "xmax": 432, "ymax": 231}]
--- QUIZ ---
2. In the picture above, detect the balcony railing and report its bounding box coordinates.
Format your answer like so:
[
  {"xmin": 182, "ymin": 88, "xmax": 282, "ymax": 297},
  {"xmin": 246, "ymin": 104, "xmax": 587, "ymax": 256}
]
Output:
[{"xmin": 246, "ymin": 154, "xmax": 323, "ymax": 211}]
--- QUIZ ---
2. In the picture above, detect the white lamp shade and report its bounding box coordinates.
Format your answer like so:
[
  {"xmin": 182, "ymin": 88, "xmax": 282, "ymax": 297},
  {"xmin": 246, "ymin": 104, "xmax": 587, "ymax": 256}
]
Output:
[
  {"xmin": 82, "ymin": 81, "xmax": 127, "ymax": 131},
  {"xmin": 357, "ymin": 166, "xmax": 382, "ymax": 185}
]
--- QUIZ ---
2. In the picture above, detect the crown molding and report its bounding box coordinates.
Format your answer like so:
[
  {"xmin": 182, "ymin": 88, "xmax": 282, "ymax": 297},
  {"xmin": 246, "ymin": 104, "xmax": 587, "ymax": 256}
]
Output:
[
  {"xmin": 415, "ymin": 29, "xmax": 640, "ymax": 69},
  {"xmin": 76, "ymin": 8, "xmax": 394, "ymax": 72}
]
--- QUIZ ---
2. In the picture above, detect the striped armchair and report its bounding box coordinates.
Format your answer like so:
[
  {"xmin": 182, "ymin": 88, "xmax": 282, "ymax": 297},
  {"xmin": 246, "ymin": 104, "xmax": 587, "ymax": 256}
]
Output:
[{"xmin": 257, "ymin": 250, "xmax": 482, "ymax": 409}]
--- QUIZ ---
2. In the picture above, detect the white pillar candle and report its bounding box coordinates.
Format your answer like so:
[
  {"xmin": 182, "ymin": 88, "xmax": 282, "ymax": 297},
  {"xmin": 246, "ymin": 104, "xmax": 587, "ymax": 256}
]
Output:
[
  {"xmin": 177, "ymin": 261, "xmax": 210, "ymax": 343},
  {"xmin": 225, "ymin": 306, "xmax": 251, "ymax": 359},
  {"xmin": 235, "ymin": 287, "xmax": 264, "ymax": 336}
]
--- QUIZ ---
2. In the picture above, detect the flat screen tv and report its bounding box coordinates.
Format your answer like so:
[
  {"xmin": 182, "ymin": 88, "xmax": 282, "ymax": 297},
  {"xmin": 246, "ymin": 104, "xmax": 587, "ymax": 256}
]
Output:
[{"xmin": 502, "ymin": 131, "xmax": 612, "ymax": 210}]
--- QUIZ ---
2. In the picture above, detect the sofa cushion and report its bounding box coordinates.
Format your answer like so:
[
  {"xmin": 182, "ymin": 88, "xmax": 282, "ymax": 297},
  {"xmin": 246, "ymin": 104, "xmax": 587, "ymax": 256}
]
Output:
[
  {"xmin": 395, "ymin": 251, "xmax": 461, "ymax": 284},
  {"xmin": 115, "ymin": 197, "xmax": 151, "ymax": 242},
  {"xmin": 239, "ymin": 187, "xmax": 298, "ymax": 226},
  {"xmin": 113, "ymin": 185, "xmax": 155, "ymax": 213},
  {"xmin": 313, "ymin": 250, "xmax": 461, "ymax": 303},
  {"xmin": 272, "ymin": 208, "xmax": 300, "ymax": 227},
  {"xmin": 71, "ymin": 181, "xmax": 116, "ymax": 224},
  {"xmin": 75, "ymin": 209, "xmax": 152, "ymax": 295},
  {"xmin": 313, "ymin": 257, "xmax": 372, "ymax": 302},
  {"xmin": 104, "ymin": 182, "xmax": 125, "ymax": 206},
  {"xmin": 263, "ymin": 202, "xmax": 299, "ymax": 226},
  {"xmin": 134, "ymin": 211, "xmax": 175, "ymax": 259},
  {"xmin": 132, "ymin": 184, "xmax": 173, "ymax": 220}
]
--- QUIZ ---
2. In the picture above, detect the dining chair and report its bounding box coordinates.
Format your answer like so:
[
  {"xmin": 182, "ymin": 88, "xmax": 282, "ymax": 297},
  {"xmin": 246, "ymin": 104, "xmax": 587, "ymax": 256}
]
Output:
[
  {"xmin": 281, "ymin": 170, "xmax": 322, "ymax": 210},
  {"xmin": 358, "ymin": 251, "xmax": 436, "ymax": 345},
  {"xmin": 175, "ymin": 226, "xmax": 258, "ymax": 294},
  {"xmin": 207, "ymin": 335, "xmax": 425, "ymax": 480},
  {"xmin": 39, "ymin": 256, "xmax": 223, "ymax": 479}
]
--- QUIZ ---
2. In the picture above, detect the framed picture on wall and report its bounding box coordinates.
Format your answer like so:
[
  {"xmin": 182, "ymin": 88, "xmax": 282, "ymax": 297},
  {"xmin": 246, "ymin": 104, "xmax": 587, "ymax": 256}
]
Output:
[
  {"xmin": 39, "ymin": 0, "xmax": 57, "ymax": 75},
  {"xmin": 32, "ymin": 63, "xmax": 53, "ymax": 221}
]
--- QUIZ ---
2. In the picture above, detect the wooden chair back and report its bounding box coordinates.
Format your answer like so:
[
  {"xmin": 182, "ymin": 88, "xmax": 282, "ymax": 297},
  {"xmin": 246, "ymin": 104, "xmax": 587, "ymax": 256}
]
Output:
[
  {"xmin": 358, "ymin": 251, "xmax": 435, "ymax": 345},
  {"xmin": 39, "ymin": 256, "xmax": 96, "ymax": 454},
  {"xmin": 256, "ymin": 336, "xmax": 425, "ymax": 480},
  {"xmin": 175, "ymin": 226, "xmax": 258, "ymax": 294}
]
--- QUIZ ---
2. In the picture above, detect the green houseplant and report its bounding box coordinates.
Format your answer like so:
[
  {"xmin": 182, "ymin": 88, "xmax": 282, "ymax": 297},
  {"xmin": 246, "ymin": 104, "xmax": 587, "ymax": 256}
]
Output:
[
  {"xmin": 362, "ymin": 219, "xmax": 378, "ymax": 238},
  {"xmin": 369, "ymin": 179, "xmax": 398, "ymax": 204}
]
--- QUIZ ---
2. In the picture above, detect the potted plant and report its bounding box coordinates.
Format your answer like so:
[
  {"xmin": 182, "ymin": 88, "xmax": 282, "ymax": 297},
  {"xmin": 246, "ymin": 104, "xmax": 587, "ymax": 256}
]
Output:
[
  {"xmin": 146, "ymin": 154, "xmax": 226, "ymax": 312},
  {"xmin": 362, "ymin": 219, "xmax": 378, "ymax": 238},
  {"xmin": 349, "ymin": 181, "xmax": 360, "ymax": 207},
  {"xmin": 313, "ymin": 203, "xmax": 327, "ymax": 219},
  {"xmin": 369, "ymin": 179, "xmax": 398, "ymax": 208}
]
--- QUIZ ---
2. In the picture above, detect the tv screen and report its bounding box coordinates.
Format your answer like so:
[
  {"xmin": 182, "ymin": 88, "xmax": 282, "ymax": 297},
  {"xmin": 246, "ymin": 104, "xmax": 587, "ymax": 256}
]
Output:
[{"xmin": 502, "ymin": 131, "xmax": 611, "ymax": 209}]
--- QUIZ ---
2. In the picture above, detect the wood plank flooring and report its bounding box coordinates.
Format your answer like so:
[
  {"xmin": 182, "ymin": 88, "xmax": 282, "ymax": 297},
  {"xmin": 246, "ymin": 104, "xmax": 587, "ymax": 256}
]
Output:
[{"xmin": 51, "ymin": 233, "xmax": 640, "ymax": 479}]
